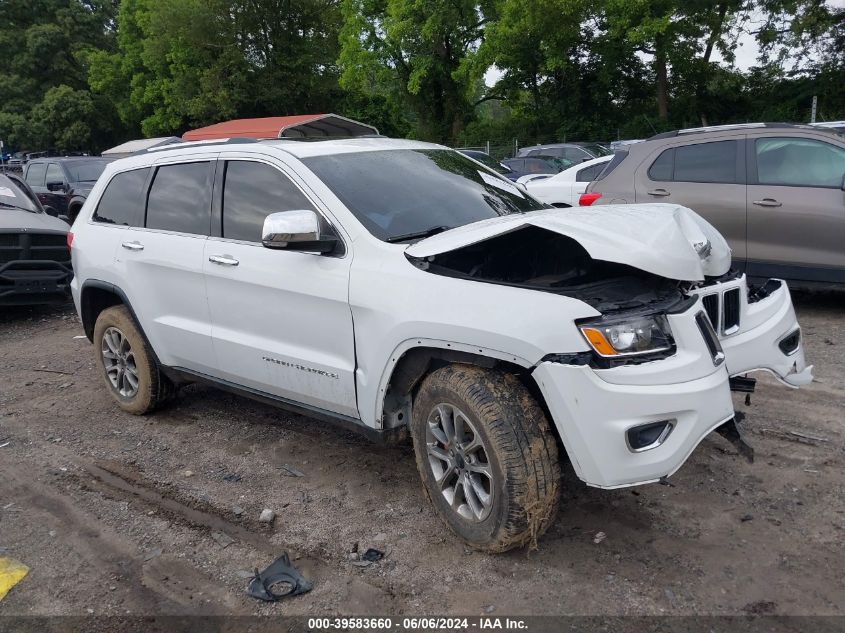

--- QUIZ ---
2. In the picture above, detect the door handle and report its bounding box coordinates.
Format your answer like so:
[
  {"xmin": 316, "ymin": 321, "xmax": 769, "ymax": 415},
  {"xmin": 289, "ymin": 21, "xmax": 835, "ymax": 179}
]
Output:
[
  {"xmin": 647, "ymin": 188, "xmax": 671, "ymax": 197},
  {"xmin": 209, "ymin": 254, "xmax": 239, "ymax": 266},
  {"xmin": 752, "ymin": 198, "xmax": 782, "ymax": 207},
  {"xmin": 121, "ymin": 241, "xmax": 144, "ymax": 251}
]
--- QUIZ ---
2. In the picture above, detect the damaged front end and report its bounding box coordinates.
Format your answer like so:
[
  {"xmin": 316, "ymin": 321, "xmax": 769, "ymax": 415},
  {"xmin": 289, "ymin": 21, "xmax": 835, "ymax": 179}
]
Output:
[{"xmin": 403, "ymin": 204, "xmax": 811, "ymax": 488}]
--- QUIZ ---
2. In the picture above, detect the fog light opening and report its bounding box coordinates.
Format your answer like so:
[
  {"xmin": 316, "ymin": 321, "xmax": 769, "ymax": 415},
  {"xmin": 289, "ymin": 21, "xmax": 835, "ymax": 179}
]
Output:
[
  {"xmin": 626, "ymin": 420, "xmax": 675, "ymax": 453},
  {"xmin": 778, "ymin": 328, "xmax": 801, "ymax": 356}
]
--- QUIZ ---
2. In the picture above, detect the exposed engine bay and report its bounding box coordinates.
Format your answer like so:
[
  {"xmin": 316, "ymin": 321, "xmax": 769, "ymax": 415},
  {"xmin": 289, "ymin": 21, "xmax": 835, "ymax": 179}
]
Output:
[{"xmin": 408, "ymin": 225, "xmax": 688, "ymax": 313}]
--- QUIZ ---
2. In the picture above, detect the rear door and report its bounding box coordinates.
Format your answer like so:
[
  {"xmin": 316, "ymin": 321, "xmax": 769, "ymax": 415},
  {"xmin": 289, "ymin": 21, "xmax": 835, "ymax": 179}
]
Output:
[
  {"xmin": 114, "ymin": 157, "xmax": 217, "ymax": 373},
  {"xmin": 203, "ymin": 156, "xmax": 358, "ymax": 418},
  {"xmin": 746, "ymin": 135, "xmax": 845, "ymax": 284},
  {"xmin": 634, "ymin": 138, "xmax": 747, "ymax": 263}
]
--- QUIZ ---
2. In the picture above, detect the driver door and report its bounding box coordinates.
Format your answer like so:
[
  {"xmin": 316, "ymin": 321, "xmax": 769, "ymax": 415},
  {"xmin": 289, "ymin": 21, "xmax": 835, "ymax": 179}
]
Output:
[{"xmin": 203, "ymin": 157, "xmax": 358, "ymax": 418}]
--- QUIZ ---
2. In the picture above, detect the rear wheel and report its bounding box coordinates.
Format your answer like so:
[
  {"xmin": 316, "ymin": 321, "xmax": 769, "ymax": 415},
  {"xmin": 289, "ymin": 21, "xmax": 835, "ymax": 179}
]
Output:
[
  {"xmin": 410, "ymin": 364, "xmax": 560, "ymax": 552},
  {"xmin": 93, "ymin": 305, "xmax": 174, "ymax": 414}
]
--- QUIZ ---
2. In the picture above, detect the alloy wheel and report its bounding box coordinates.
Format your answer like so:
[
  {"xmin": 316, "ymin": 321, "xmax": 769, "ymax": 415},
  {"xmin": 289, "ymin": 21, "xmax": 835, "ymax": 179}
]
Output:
[
  {"xmin": 101, "ymin": 326, "xmax": 139, "ymax": 398},
  {"xmin": 425, "ymin": 403, "xmax": 494, "ymax": 522}
]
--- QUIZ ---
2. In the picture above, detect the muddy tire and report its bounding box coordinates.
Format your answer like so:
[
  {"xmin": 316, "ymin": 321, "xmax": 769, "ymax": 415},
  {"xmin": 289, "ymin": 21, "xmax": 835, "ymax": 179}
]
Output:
[
  {"xmin": 410, "ymin": 364, "xmax": 560, "ymax": 552},
  {"xmin": 93, "ymin": 305, "xmax": 175, "ymax": 415}
]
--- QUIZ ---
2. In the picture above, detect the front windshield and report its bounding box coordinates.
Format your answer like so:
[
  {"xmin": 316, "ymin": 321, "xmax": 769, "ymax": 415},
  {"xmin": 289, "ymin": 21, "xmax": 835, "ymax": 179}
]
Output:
[
  {"xmin": 304, "ymin": 149, "xmax": 545, "ymax": 242},
  {"xmin": 66, "ymin": 160, "xmax": 110, "ymax": 182}
]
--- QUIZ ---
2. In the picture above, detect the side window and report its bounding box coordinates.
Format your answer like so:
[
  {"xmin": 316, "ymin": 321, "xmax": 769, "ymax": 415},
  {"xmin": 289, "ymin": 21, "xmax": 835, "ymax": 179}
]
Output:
[
  {"xmin": 93, "ymin": 168, "xmax": 150, "ymax": 226},
  {"xmin": 146, "ymin": 162, "xmax": 212, "ymax": 235},
  {"xmin": 45, "ymin": 163, "xmax": 65, "ymax": 185},
  {"xmin": 648, "ymin": 148, "xmax": 674, "ymax": 181},
  {"xmin": 756, "ymin": 137, "xmax": 845, "ymax": 188},
  {"xmin": 576, "ymin": 163, "xmax": 604, "ymax": 182},
  {"xmin": 25, "ymin": 163, "xmax": 46, "ymax": 186},
  {"xmin": 222, "ymin": 161, "xmax": 315, "ymax": 242},
  {"xmin": 524, "ymin": 159, "xmax": 549, "ymax": 174},
  {"xmin": 673, "ymin": 140, "xmax": 737, "ymax": 183}
]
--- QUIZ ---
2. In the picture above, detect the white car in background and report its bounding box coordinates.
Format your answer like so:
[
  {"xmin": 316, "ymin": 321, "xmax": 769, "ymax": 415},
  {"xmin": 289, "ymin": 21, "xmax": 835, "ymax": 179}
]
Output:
[{"xmin": 520, "ymin": 155, "xmax": 612, "ymax": 207}]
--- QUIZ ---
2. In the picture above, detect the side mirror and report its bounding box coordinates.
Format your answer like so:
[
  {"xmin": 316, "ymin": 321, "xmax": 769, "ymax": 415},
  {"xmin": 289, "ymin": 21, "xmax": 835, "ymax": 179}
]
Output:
[
  {"xmin": 262, "ymin": 210, "xmax": 337, "ymax": 254},
  {"xmin": 46, "ymin": 181, "xmax": 65, "ymax": 192}
]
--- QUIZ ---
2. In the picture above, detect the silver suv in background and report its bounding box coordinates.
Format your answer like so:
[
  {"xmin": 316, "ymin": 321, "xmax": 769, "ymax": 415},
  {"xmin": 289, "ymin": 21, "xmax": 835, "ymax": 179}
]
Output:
[
  {"xmin": 518, "ymin": 142, "xmax": 612, "ymax": 163},
  {"xmin": 583, "ymin": 123, "xmax": 845, "ymax": 288}
]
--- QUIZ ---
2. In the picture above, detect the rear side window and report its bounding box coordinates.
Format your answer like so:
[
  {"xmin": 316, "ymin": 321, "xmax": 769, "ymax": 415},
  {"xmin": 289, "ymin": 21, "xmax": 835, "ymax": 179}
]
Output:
[
  {"xmin": 576, "ymin": 163, "xmax": 605, "ymax": 182},
  {"xmin": 648, "ymin": 149, "xmax": 674, "ymax": 181},
  {"xmin": 648, "ymin": 141, "xmax": 738, "ymax": 183},
  {"xmin": 25, "ymin": 163, "xmax": 46, "ymax": 186},
  {"xmin": 222, "ymin": 161, "xmax": 315, "ymax": 242},
  {"xmin": 146, "ymin": 162, "xmax": 212, "ymax": 235},
  {"xmin": 594, "ymin": 150, "xmax": 628, "ymax": 181},
  {"xmin": 756, "ymin": 137, "xmax": 845, "ymax": 188},
  {"xmin": 93, "ymin": 168, "xmax": 150, "ymax": 226}
]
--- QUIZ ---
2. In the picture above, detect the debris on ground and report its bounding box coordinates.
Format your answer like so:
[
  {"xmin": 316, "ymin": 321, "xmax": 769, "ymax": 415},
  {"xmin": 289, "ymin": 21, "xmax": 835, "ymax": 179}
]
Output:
[
  {"xmin": 247, "ymin": 553, "xmax": 312, "ymax": 602},
  {"xmin": 182, "ymin": 470, "xmax": 194, "ymax": 478},
  {"xmin": 222, "ymin": 473, "xmax": 243, "ymax": 483},
  {"xmin": 142, "ymin": 548, "xmax": 163, "ymax": 562},
  {"xmin": 483, "ymin": 605, "xmax": 495, "ymax": 614},
  {"xmin": 232, "ymin": 505, "xmax": 245, "ymax": 517},
  {"xmin": 593, "ymin": 532, "xmax": 607, "ymax": 544},
  {"xmin": 759, "ymin": 428, "xmax": 830, "ymax": 445},
  {"xmin": 740, "ymin": 514, "xmax": 754, "ymax": 522},
  {"xmin": 361, "ymin": 548, "xmax": 384, "ymax": 562},
  {"xmin": 280, "ymin": 464, "xmax": 305, "ymax": 478},
  {"xmin": 0, "ymin": 442, "xmax": 9, "ymax": 449},
  {"xmin": 0, "ymin": 557, "xmax": 29, "ymax": 601},
  {"xmin": 258, "ymin": 509, "xmax": 275, "ymax": 524},
  {"xmin": 211, "ymin": 531, "xmax": 235, "ymax": 548}
]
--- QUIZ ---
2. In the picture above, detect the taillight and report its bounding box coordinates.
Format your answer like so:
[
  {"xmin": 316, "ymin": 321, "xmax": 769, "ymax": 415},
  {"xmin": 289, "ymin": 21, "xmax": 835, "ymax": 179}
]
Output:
[
  {"xmin": 66, "ymin": 231, "xmax": 74, "ymax": 251},
  {"xmin": 579, "ymin": 192, "xmax": 602, "ymax": 206}
]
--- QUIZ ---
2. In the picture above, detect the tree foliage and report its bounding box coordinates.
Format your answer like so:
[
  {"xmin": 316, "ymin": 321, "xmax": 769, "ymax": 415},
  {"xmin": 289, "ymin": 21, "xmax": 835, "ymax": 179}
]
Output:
[{"xmin": 0, "ymin": 0, "xmax": 842, "ymax": 153}]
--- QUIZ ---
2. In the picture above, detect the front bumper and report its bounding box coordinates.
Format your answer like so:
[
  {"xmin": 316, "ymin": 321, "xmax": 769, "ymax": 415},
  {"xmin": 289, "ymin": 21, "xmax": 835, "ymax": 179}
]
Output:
[
  {"xmin": 689, "ymin": 275, "xmax": 813, "ymax": 387},
  {"xmin": 534, "ymin": 360, "xmax": 734, "ymax": 489},
  {"xmin": 0, "ymin": 260, "xmax": 72, "ymax": 306}
]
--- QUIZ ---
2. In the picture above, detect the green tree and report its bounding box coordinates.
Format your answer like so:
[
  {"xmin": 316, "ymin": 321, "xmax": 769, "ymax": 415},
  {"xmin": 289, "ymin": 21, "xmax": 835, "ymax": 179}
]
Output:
[
  {"xmin": 338, "ymin": 0, "xmax": 494, "ymax": 142},
  {"xmin": 88, "ymin": 0, "xmax": 346, "ymax": 137},
  {"xmin": 0, "ymin": 0, "xmax": 117, "ymax": 150}
]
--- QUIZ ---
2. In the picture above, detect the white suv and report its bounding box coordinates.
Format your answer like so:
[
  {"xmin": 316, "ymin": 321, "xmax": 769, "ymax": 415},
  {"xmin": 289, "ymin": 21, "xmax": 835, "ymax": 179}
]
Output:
[{"xmin": 69, "ymin": 137, "xmax": 812, "ymax": 552}]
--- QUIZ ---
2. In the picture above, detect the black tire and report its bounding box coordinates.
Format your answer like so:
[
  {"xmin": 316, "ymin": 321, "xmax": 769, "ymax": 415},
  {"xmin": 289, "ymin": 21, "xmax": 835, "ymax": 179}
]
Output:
[
  {"xmin": 92, "ymin": 305, "xmax": 175, "ymax": 414},
  {"xmin": 410, "ymin": 364, "xmax": 560, "ymax": 552}
]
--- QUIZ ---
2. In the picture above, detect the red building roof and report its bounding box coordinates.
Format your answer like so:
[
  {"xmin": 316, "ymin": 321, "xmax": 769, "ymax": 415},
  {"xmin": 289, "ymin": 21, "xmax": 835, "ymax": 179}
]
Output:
[{"xmin": 182, "ymin": 114, "xmax": 378, "ymax": 141}]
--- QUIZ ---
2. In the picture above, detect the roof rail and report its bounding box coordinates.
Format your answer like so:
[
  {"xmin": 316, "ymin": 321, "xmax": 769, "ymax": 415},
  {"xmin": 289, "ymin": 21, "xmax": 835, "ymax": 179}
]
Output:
[
  {"xmin": 133, "ymin": 137, "xmax": 259, "ymax": 156},
  {"xmin": 647, "ymin": 122, "xmax": 811, "ymax": 140}
]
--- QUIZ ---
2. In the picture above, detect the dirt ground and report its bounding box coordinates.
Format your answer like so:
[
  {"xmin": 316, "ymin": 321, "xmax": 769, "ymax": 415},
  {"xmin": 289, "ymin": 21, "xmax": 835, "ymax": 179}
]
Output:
[{"xmin": 0, "ymin": 293, "xmax": 843, "ymax": 618}]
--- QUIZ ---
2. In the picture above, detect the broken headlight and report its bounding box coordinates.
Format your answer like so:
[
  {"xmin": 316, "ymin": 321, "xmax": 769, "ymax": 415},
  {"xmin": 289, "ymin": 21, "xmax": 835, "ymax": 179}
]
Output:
[{"xmin": 579, "ymin": 314, "xmax": 674, "ymax": 358}]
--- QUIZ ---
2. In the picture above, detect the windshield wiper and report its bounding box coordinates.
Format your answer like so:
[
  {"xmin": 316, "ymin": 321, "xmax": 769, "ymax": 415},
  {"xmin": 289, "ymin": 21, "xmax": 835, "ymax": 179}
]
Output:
[
  {"xmin": 385, "ymin": 225, "xmax": 451, "ymax": 243},
  {"xmin": 0, "ymin": 201, "xmax": 37, "ymax": 214}
]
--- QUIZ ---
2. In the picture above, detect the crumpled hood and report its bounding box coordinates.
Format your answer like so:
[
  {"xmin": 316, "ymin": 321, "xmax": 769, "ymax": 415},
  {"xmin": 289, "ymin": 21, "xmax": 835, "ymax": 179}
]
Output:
[
  {"xmin": 405, "ymin": 203, "xmax": 731, "ymax": 281},
  {"xmin": 0, "ymin": 209, "xmax": 70, "ymax": 232}
]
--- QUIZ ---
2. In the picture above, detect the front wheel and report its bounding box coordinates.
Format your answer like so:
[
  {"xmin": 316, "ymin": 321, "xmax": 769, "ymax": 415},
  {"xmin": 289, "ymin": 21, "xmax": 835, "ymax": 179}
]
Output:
[{"xmin": 410, "ymin": 364, "xmax": 560, "ymax": 552}]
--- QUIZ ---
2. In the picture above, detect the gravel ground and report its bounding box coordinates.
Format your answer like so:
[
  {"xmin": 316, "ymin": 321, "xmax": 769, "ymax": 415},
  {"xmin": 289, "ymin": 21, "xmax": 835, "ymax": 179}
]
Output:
[{"xmin": 0, "ymin": 293, "xmax": 843, "ymax": 617}]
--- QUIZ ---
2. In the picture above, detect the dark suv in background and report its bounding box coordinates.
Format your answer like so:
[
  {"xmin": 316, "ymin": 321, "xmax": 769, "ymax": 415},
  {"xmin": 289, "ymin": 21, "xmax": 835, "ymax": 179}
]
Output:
[
  {"xmin": 583, "ymin": 123, "xmax": 845, "ymax": 288},
  {"xmin": 24, "ymin": 157, "xmax": 113, "ymax": 223}
]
